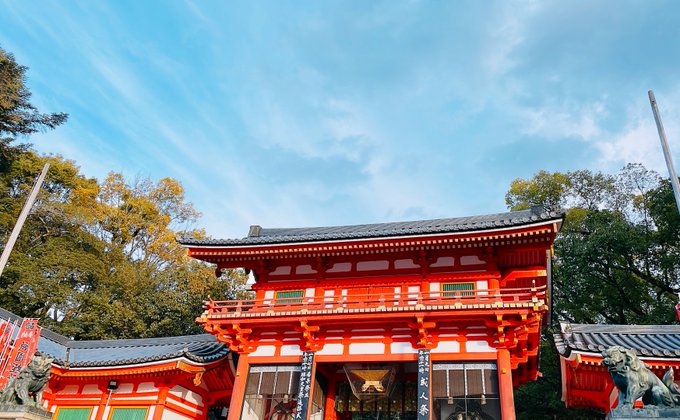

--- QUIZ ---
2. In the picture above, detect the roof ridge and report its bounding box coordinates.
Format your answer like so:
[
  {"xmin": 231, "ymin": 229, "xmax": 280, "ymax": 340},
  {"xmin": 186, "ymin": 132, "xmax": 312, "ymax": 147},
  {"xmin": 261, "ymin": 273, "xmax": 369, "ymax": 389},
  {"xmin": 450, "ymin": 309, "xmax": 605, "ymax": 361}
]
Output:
[{"xmin": 179, "ymin": 206, "xmax": 565, "ymax": 246}]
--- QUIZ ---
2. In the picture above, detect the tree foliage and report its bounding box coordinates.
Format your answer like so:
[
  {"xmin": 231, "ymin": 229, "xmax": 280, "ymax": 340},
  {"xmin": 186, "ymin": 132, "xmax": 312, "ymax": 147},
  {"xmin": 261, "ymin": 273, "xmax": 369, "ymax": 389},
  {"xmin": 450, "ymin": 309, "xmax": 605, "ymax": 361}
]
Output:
[
  {"xmin": 0, "ymin": 151, "xmax": 249, "ymax": 339},
  {"xmin": 507, "ymin": 164, "xmax": 678, "ymax": 325},
  {"xmin": 508, "ymin": 164, "xmax": 680, "ymax": 419},
  {"xmin": 0, "ymin": 47, "xmax": 67, "ymax": 166}
]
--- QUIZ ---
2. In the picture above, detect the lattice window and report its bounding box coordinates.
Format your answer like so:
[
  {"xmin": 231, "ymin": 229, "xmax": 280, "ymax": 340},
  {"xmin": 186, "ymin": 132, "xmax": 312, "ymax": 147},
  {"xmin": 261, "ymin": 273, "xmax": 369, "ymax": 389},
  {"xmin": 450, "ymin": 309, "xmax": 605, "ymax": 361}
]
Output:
[
  {"xmin": 109, "ymin": 408, "xmax": 147, "ymax": 420},
  {"xmin": 275, "ymin": 290, "xmax": 304, "ymax": 304},
  {"xmin": 442, "ymin": 282, "xmax": 475, "ymax": 297},
  {"xmin": 56, "ymin": 408, "xmax": 92, "ymax": 420}
]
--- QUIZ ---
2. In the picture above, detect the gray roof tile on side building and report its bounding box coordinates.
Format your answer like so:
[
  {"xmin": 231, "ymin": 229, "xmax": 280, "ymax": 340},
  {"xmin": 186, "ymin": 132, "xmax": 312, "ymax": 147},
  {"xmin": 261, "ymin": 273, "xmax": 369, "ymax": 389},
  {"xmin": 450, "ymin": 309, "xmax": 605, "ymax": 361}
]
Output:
[
  {"xmin": 179, "ymin": 206, "xmax": 565, "ymax": 247},
  {"xmin": 0, "ymin": 308, "xmax": 228, "ymax": 368},
  {"xmin": 555, "ymin": 322, "xmax": 680, "ymax": 359}
]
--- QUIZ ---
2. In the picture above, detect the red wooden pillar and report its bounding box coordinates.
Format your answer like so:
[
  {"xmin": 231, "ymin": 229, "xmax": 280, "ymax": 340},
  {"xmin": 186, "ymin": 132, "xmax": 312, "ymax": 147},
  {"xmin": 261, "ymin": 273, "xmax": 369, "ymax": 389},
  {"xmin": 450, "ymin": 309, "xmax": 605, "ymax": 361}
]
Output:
[
  {"xmin": 227, "ymin": 354, "xmax": 250, "ymax": 420},
  {"xmin": 323, "ymin": 375, "xmax": 337, "ymax": 420},
  {"xmin": 153, "ymin": 385, "xmax": 169, "ymax": 420},
  {"xmin": 95, "ymin": 385, "xmax": 110, "ymax": 420},
  {"xmin": 497, "ymin": 349, "xmax": 515, "ymax": 420}
]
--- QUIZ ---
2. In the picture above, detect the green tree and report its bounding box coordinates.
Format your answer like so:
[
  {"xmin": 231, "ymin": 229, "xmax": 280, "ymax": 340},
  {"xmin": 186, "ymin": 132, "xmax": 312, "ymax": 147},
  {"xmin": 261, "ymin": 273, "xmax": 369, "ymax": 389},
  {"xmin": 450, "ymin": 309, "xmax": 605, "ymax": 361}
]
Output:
[
  {"xmin": 0, "ymin": 47, "xmax": 67, "ymax": 166},
  {"xmin": 0, "ymin": 152, "xmax": 249, "ymax": 339},
  {"xmin": 507, "ymin": 164, "xmax": 680, "ymax": 419}
]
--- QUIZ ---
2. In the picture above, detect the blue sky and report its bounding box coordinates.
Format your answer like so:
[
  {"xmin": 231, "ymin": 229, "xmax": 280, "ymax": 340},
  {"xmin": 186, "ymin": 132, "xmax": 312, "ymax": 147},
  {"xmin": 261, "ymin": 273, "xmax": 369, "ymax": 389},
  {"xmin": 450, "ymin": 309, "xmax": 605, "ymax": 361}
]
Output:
[{"xmin": 3, "ymin": 1, "xmax": 680, "ymax": 239}]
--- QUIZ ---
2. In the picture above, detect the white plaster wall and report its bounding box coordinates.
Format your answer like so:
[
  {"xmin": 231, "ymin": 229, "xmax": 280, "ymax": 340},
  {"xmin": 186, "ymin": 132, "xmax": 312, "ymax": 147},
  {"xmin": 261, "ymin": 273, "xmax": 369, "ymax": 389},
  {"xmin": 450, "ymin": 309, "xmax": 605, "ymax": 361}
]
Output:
[
  {"xmin": 59, "ymin": 385, "xmax": 80, "ymax": 394},
  {"xmin": 431, "ymin": 341, "xmax": 461, "ymax": 353},
  {"xmin": 349, "ymin": 342, "xmax": 385, "ymax": 355},
  {"xmin": 270, "ymin": 266, "xmax": 291, "ymax": 276},
  {"xmin": 466, "ymin": 341, "xmax": 496, "ymax": 353},
  {"xmin": 138, "ymin": 382, "xmax": 158, "ymax": 392},
  {"xmin": 324, "ymin": 289, "xmax": 335, "ymax": 308},
  {"xmin": 81, "ymin": 384, "xmax": 101, "ymax": 394},
  {"xmin": 460, "ymin": 255, "xmax": 485, "ymax": 265},
  {"xmin": 160, "ymin": 411, "xmax": 191, "ymax": 420},
  {"xmin": 394, "ymin": 259, "xmax": 419, "ymax": 269},
  {"xmin": 407, "ymin": 285, "xmax": 419, "ymax": 304},
  {"xmin": 280, "ymin": 344, "xmax": 303, "ymax": 356},
  {"xmin": 431, "ymin": 256, "xmax": 455, "ymax": 267},
  {"xmin": 170, "ymin": 384, "xmax": 203, "ymax": 405},
  {"xmin": 316, "ymin": 343, "xmax": 344, "ymax": 355},
  {"xmin": 390, "ymin": 342, "xmax": 416, "ymax": 354},
  {"xmin": 251, "ymin": 345, "xmax": 276, "ymax": 357}
]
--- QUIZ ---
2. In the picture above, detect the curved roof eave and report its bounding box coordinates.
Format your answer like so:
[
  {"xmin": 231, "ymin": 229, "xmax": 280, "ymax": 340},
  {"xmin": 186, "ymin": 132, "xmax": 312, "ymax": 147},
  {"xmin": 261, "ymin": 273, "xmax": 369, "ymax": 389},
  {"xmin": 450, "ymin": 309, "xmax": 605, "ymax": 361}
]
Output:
[{"xmin": 179, "ymin": 207, "xmax": 565, "ymax": 249}]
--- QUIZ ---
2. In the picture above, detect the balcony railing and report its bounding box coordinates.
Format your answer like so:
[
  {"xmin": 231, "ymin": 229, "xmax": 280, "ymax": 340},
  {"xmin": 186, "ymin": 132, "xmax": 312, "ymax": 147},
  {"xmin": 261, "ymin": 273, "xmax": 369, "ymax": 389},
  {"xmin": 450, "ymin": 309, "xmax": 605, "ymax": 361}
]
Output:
[{"xmin": 199, "ymin": 284, "xmax": 547, "ymax": 321}]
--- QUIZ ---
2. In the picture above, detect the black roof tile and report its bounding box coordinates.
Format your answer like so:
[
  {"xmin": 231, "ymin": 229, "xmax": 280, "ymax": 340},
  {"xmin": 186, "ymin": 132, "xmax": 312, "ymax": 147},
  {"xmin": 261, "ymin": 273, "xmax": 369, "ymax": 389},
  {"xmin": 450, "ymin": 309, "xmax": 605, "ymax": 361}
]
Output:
[
  {"xmin": 0, "ymin": 308, "xmax": 228, "ymax": 368},
  {"xmin": 555, "ymin": 322, "xmax": 680, "ymax": 359},
  {"xmin": 179, "ymin": 206, "xmax": 564, "ymax": 247}
]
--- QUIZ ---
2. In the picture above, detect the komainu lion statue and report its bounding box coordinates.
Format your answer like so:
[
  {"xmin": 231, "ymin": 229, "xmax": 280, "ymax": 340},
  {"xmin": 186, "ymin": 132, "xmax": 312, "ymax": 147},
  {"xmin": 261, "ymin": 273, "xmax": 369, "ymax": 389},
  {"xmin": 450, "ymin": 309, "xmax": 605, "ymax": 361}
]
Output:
[
  {"xmin": 602, "ymin": 346, "xmax": 680, "ymax": 408},
  {"xmin": 0, "ymin": 354, "xmax": 53, "ymax": 406}
]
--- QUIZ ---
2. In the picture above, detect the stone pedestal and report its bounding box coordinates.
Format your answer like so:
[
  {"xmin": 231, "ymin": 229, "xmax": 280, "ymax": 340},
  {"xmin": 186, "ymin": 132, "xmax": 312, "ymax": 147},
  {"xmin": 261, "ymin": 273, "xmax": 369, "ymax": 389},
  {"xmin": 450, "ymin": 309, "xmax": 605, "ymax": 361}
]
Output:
[
  {"xmin": 607, "ymin": 406, "xmax": 680, "ymax": 419},
  {"xmin": 0, "ymin": 406, "xmax": 52, "ymax": 420}
]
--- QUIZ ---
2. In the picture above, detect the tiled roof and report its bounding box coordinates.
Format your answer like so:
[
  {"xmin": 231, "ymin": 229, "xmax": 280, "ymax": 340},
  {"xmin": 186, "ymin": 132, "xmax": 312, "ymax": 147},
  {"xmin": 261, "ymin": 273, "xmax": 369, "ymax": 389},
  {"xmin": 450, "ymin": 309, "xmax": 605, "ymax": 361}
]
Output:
[
  {"xmin": 554, "ymin": 322, "xmax": 680, "ymax": 359},
  {"xmin": 58, "ymin": 334, "xmax": 228, "ymax": 367},
  {"xmin": 0, "ymin": 308, "xmax": 228, "ymax": 368},
  {"xmin": 179, "ymin": 206, "xmax": 564, "ymax": 247}
]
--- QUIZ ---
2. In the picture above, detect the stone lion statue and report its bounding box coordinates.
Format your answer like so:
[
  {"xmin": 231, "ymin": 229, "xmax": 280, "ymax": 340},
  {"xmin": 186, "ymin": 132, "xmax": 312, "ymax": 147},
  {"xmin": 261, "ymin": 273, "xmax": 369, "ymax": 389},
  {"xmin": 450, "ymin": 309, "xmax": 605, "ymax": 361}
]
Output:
[
  {"xmin": 602, "ymin": 346, "xmax": 680, "ymax": 408},
  {"xmin": 0, "ymin": 354, "xmax": 53, "ymax": 406}
]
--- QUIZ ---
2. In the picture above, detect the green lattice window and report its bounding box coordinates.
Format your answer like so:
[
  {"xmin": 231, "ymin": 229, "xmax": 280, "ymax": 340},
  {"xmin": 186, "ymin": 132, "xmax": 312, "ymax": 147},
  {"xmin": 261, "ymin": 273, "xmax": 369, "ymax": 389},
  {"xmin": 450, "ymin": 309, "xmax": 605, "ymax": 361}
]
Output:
[
  {"xmin": 57, "ymin": 408, "xmax": 92, "ymax": 420},
  {"xmin": 442, "ymin": 282, "xmax": 474, "ymax": 297},
  {"xmin": 275, "ymin": 290, "xmax": 304, "ymax": 304},
  {"xmin": 109, "ymin": 408, "xmax": 147, "ymax": 420}
]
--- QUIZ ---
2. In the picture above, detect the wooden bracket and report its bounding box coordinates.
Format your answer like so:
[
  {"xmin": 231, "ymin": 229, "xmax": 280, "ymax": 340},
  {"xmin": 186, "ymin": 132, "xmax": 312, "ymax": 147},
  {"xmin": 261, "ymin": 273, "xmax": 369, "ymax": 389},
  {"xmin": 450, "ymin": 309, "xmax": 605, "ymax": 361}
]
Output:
[
  {"xmin": 408, "ymin": 316, "xmax": 436, "ymax": 349},
  {"xmin": 295, "ymin": 320, "xmax": 322, "ymax": 351}
]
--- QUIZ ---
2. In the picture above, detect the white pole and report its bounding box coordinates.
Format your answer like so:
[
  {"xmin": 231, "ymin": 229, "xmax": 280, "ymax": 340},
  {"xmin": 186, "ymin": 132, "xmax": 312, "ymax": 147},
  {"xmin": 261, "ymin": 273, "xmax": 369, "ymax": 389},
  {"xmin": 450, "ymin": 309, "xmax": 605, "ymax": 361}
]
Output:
[
  {"xmin": 649, "ymin": 90, "xmax": 680, "ymax": 214},
  {"xmin": 0, "ymin": 163, "xmax": 50, "ymax": 278}
]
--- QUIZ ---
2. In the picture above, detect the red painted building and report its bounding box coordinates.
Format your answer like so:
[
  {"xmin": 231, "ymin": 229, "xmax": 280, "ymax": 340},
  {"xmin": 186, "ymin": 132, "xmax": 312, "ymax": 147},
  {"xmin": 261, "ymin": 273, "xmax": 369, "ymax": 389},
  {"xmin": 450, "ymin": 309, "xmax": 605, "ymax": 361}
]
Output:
[
  {"xmin": 0, "ymin": 308, "xmax": 233, "ymax": 420},
  {"xmin": 180, "ymin": 206, "xmax": 563, "ymax": 420},
  {"xmin": 1, "ymin": 207, "xmax": 562, "ymax": 419}
]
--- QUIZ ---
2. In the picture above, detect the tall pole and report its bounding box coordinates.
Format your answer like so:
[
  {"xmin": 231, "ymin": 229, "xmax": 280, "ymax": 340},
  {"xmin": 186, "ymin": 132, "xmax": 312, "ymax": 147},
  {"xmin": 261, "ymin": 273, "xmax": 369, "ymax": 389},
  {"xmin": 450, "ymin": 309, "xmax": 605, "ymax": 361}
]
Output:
[
  {"xmin": 0, "ymin": 163, "xmax": 50, "ymax": 278},
  {"xmin": 649, "ymin": 90, "xmax": 680, "ymax": 214}
]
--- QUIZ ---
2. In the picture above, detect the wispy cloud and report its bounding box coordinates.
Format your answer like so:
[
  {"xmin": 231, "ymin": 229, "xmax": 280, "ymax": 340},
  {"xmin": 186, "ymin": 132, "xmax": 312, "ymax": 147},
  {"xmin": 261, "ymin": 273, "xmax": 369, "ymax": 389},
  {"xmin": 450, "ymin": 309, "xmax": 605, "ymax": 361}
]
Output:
[
  {"xmin": 4, "ymin": 1, "xmax": 680, "ymax": 238},
  {"xmin": 596, "ymin": 89, "xmax": 680, "ymax": 173}
]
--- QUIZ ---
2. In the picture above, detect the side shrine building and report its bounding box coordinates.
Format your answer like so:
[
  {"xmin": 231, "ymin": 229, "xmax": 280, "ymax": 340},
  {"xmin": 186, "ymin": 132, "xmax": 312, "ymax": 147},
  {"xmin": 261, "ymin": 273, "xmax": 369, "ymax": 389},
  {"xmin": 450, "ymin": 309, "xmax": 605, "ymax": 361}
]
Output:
[
  {"xmin": 179, "ymin": 207, "xmax": 564, "ymax": 420},
  {"xmin": 0, "ymin": 207, "xmax": 564, "ymax": 420},
  {"xmin": 555, "ymin": 322, "xmax": 680, "ymax": 414}
]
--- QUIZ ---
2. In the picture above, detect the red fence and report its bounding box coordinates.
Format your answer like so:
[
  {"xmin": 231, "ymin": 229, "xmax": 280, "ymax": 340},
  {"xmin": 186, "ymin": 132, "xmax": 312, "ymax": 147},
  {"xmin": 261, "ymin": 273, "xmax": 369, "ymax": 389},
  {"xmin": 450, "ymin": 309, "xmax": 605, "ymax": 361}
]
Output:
[{"xmin": 200, "ymin": 284, "xmax": 546, "ymax": 320}]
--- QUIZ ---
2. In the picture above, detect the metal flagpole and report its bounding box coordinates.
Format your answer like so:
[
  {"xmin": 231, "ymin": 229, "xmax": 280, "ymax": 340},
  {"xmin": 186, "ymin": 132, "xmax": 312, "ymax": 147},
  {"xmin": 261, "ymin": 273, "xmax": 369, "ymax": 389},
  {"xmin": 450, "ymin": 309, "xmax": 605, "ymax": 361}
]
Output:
[
  {"xmin": 650, "ymin": 91, "xmax": 680, "ymax": 321},
  {"xmin": 0, "ymin": 163, "xmax": 50, "ymax": 278},
  {"xmin": 649, "ymin": 90, "xmax": 680, "ymax": 214}
]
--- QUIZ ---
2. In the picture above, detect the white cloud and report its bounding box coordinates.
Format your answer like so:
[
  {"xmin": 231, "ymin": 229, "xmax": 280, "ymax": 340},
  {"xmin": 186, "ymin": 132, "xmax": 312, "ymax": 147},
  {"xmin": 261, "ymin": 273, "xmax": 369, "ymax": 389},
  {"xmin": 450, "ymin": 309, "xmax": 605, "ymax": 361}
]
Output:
[
  {"xmin": 595, "ymin": 91, "xmax": 680, "ymax": 173},
  {"xmin": 521, "ymin": 100, "xmax": 606, "ymax": 141}
]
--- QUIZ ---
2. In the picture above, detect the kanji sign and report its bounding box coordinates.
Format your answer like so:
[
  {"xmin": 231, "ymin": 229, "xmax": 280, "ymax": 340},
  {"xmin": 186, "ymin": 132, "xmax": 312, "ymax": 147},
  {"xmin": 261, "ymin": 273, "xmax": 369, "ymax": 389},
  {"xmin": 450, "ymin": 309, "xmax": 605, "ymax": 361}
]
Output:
[
  {"xmin": 294, "ymin": 351, "xmax": 314, "ymax": 420},
  {"xmin": 417, "ymin": 349, "xmax": 430, "ymax": 420},
  {"xmin": 0, "ymin": 318, "xmax": 41, "ymax": 389}
]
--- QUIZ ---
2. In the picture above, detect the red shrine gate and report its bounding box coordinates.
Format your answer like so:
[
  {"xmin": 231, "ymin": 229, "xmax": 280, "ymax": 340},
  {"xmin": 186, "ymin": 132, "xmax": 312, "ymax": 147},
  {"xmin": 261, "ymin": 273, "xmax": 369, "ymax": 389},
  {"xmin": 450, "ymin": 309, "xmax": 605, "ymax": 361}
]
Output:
[{"xmin": 181, "ymin": 207, "xmax": 563, "ymax": 420}]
